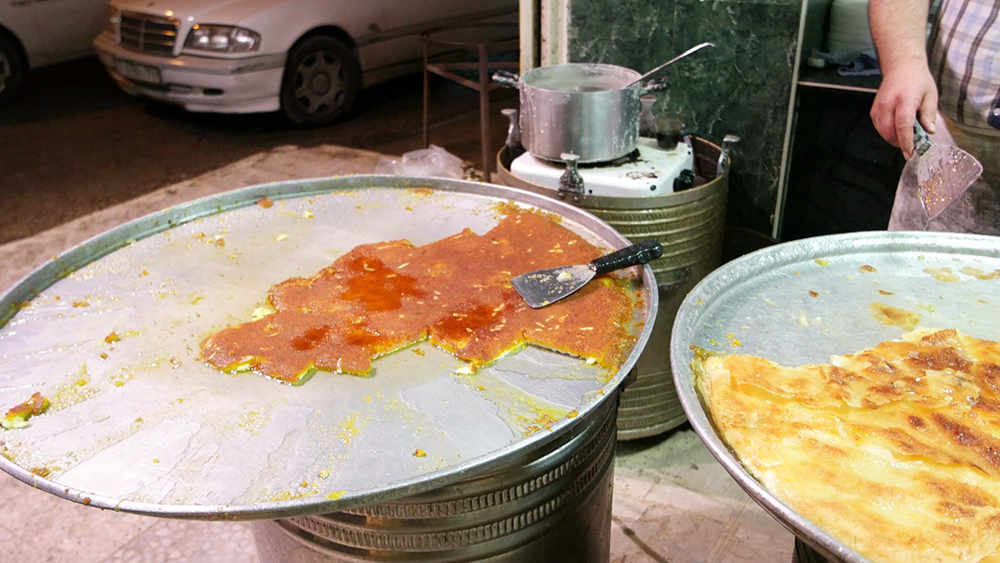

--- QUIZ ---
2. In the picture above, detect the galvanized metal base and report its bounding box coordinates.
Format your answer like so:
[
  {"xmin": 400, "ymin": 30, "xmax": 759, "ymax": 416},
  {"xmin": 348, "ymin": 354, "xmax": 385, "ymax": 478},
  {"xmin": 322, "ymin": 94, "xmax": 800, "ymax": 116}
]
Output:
[
  {"xmin": 498, "ymin": 137, "xmax": 728, "ymax": 440},
  {"xmin": 793, "ymin": 538, "xmax": 833, "ymax": 563},
  {"xmin": 252, "ymin": 390, "xmax": 619, "ymax": 562},
  {"xmin": 616, "ymin": 367, "xmax": 686, "ymax": 438}
]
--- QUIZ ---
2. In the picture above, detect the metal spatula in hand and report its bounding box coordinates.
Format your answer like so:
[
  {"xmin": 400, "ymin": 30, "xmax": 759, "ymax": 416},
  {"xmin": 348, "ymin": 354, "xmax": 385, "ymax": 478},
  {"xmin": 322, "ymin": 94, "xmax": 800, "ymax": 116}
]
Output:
[
  {"xmin": 912, "ymin": 121, "xmax": 983, "ymax": 219},
  {"xmin": 511, "ymin": 241, "xmax": 663, "ymax": 308}
]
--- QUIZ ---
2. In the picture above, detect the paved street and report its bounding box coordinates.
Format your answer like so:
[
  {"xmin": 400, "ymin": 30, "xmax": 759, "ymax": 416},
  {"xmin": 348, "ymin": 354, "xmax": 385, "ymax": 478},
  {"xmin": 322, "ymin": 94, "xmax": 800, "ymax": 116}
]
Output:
[{"xmin": 0, "ymin": 56, "xmax": 516, "ymax": 244}]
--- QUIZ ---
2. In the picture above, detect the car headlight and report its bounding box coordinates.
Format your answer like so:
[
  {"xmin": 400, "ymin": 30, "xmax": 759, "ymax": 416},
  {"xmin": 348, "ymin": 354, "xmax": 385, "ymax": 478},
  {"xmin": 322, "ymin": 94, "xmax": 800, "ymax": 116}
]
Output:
[
  {"xmin": 106, "ymin": 6, "xmax": 121, "ymax": 39},
  {"xmin": 185, "ymin": 25, "xmax": 261, "ymax": 53}
]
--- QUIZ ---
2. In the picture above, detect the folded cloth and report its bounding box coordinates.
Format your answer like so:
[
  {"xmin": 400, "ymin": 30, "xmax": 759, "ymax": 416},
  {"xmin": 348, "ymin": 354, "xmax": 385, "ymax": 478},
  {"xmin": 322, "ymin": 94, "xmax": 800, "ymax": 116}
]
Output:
[{"xmin": 811, "ymin": 49, "xmax": 881, "ymax": 77}]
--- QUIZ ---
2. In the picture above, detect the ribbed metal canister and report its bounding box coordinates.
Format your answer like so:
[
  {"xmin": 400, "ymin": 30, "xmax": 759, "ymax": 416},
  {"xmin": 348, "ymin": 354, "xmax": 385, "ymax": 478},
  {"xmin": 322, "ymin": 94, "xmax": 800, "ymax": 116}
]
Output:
[
  {"xmin": 498, "ymin": 137, "xmax": 728, "ymax": 439},
  {"xmin": 252, "ymin": 391, "xmax": 619, "ymax": 563},
  {"xmin": 793, "ymin": 538, "xmax": 837, "ymax": 563},
  {"xmin": 593, "ymin": 174, "xmax": 727, "ymax": 438}
]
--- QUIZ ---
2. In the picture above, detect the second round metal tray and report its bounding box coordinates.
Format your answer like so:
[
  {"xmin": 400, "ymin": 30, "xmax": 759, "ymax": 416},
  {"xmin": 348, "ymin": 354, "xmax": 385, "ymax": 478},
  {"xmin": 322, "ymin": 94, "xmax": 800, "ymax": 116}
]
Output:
[{"xmin": 671, "ymin": 230, "xmax": 1000, "ymax": 563}]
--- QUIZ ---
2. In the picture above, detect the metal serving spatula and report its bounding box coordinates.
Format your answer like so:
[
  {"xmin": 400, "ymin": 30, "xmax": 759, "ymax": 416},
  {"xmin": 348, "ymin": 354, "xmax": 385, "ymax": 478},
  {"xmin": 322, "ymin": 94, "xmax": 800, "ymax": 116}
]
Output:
[
  {"xmin": 912, "ymin": 121, "xmax": 983, "ymax": 219},
  {"xmin": 511, "ymin": 241, "xmax": 663, "ymax": 308}
]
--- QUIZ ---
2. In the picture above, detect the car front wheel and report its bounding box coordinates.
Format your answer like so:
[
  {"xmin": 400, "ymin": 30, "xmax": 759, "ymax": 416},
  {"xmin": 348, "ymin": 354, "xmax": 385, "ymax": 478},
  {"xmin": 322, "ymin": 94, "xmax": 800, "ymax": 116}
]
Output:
[
  {"xmin": 0, "ymin": 33, "xmax": 25, "ymax": 106},
  {"xmin": 280, "ymin": 35, "xmax": 360, "ymax": 126}
]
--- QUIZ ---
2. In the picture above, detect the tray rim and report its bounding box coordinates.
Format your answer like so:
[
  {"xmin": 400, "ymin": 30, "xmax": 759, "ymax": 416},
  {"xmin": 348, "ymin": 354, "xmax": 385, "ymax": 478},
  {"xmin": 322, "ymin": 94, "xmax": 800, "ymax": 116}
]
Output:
[{"xmin": 0, "ymin": 175, "xmax": 658, "ymax": 520}]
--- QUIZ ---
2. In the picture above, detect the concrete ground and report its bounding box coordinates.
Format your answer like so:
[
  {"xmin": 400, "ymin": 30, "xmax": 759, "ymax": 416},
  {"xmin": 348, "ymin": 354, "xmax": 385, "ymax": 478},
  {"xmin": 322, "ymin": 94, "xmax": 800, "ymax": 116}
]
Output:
[{"xmin": 0, "ymin": 140, "xmax": 796, "ymax": 563}]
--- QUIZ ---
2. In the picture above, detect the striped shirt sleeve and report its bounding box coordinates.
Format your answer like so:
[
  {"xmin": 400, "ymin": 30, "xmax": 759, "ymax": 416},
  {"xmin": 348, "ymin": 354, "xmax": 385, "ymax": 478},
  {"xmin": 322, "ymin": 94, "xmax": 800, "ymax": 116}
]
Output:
[{"xmin": 929, "ymin": 0, "xmax": 1000, "ymax": 130}]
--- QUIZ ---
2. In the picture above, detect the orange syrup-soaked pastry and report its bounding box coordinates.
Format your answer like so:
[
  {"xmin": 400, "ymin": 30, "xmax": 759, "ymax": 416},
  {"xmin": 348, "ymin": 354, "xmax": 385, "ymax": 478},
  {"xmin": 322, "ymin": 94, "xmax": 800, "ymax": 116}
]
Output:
[{"xmin": 201, "ymin": 213, "xmax": 639, "ymax": 383}]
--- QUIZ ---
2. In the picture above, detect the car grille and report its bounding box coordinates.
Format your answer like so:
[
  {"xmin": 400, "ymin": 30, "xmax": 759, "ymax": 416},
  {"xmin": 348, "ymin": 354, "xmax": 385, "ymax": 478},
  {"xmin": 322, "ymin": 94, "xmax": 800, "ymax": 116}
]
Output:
[{"xmin": 119, "ymin": 12, "xmax": 178, "ymax": 56}]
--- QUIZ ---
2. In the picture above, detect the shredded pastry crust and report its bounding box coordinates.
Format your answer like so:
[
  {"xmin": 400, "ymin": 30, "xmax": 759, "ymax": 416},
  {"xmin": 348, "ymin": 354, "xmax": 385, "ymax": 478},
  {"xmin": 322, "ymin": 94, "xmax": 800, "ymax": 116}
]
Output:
[{"xmin": 201, "ymin": 212, "xmax": 638, "ymax": 383}]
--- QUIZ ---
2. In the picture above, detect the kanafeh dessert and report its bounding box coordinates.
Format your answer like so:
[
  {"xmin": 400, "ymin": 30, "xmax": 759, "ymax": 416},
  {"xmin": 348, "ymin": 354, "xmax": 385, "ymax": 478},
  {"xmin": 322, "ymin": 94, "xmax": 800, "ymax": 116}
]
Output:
[
  {"xmin": 201, "ymin": 212, "xmax": 639, "ymax": 384},
  {"xmin": 695, "ymin": 328, "xmax": 1000, "ymax": 563}
]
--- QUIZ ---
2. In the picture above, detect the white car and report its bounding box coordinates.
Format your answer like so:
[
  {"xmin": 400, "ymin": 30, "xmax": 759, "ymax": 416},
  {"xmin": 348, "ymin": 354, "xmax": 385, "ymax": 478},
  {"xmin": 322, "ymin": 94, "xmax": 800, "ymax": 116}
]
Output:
[
  {"xmin": 93, "ymin": 0, "xmax": 517, "ymax": 125},
  {"xmin": 0, "ymin": 0, "xmax": 109, "ymax": 105}
]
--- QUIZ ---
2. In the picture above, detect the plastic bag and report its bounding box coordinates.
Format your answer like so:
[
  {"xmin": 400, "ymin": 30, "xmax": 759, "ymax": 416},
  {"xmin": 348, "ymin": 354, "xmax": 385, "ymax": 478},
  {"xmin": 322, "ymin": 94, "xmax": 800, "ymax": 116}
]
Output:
[
  {"xmin": 375, "ymin": 145, "xmax": 464, "ymax": 179},
  {"xmin": 889, "ymin": 167, "xmax": 999, "ymax": 234},
  {"xmin": 888, "ymin": 121, "xmax": 997, "ymax": 234}
]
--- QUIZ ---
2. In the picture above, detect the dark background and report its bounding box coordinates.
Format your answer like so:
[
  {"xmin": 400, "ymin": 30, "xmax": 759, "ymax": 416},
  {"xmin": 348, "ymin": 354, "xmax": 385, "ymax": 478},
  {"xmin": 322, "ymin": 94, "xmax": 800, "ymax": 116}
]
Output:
[
  {"xmin": 0, "ymin": 56, "xmax": 517, "ymax": 245},
  {"xmin": 780, "ymin": 88, "xmax": 906, "ymax": 241}
]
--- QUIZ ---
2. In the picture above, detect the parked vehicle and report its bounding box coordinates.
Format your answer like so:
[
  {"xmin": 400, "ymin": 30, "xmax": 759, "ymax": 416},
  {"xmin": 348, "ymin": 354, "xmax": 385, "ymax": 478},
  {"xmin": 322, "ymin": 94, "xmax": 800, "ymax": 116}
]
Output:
[
  {"xmin": 93, "ymin": 0, "xmax": 517, "ymax": 125},
  {"xmin": 0, "ymin": 0, "xmax": 109, "ymax": 105}
]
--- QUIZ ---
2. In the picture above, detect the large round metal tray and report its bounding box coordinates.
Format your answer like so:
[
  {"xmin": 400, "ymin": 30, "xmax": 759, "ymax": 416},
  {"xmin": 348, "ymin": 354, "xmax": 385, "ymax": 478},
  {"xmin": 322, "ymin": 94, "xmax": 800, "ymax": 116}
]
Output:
[
  {"xmin": 0, "ymin": 176, "xmax": 656, "ymax": 521},
  {"xmin": 670, "ymin": 231, "xmax": 1000, "ymax": 563}
]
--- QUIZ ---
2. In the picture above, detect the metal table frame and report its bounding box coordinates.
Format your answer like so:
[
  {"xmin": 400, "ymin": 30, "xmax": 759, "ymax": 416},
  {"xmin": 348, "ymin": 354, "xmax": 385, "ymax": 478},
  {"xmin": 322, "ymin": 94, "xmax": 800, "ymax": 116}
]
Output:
[{"xmin": 421, "ymin": 23, "xmax": 519, "ymax": 177}]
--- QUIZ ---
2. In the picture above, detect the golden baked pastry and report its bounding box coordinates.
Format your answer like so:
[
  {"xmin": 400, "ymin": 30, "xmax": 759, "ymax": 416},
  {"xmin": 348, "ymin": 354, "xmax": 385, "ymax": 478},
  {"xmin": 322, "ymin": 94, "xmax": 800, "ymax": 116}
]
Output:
[
  {"xmin": 201, "ymin": 212, "xmax": 638, "ymax": 384},
  {"xmin": 694, "ymin": 328, "xmax": 1000, "ymax": 563}
]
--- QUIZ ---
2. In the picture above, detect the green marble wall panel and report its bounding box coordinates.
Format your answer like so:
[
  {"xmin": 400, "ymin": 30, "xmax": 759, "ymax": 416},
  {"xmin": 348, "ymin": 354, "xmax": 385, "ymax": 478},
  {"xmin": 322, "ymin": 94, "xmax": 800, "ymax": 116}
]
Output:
[{"xmin": 569, "ymin": 0, "xmax": 802, "ymax": 233}]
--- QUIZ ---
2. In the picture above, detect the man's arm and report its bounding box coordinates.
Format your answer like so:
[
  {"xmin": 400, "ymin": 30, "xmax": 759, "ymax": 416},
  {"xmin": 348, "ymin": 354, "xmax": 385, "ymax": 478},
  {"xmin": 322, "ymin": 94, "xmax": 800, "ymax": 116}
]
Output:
[{"xmin": 869, "ymin": 0, "xmax": 937, "ymax": 158}]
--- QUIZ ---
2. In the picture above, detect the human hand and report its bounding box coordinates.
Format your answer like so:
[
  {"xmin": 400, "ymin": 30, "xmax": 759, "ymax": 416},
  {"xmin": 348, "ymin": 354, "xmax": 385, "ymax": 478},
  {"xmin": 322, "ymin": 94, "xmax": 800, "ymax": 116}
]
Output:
[{"xmin": 869, "ymin": 61, "xmax": 938, "ymax": 158}]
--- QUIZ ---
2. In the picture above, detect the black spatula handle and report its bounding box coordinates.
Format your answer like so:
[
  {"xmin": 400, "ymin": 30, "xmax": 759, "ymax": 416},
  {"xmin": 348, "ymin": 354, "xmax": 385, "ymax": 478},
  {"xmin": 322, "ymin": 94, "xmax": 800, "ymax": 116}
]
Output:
[
  {"xmin": 591, "ymin": 241, "xmax": 663, "ymax": 275},
  {"xmin": 913, "ymin": 120, "xmax": 933, "ymax": 157}
]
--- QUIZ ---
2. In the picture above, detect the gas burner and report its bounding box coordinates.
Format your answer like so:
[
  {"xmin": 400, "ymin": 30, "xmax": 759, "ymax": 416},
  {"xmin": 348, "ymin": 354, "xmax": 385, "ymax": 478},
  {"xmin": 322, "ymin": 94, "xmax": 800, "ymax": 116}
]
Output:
[
  {"xmin": 538, "ymin": 149, "xmax": 642, "ymax": 169},
  {"xmin": 581, "ymin": 149, "xmax": 641, "ymax": 168},
  {"xmin": 510, "ymin": 138, "xmax": 694, "ymax": 198}
]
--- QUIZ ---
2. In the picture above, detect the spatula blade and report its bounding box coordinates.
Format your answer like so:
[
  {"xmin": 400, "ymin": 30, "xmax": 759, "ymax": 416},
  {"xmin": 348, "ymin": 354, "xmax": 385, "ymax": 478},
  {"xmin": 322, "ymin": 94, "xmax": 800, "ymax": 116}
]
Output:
[
  {"xmin": 511, "ymin": 264, "xmax": 595, "ymax": 308},
  {"xmin": 917, "ymin": 145, "xmax": 984, "ymax": 219},
  {"xmin": 888, "ymin": 156, "xmax": 925, "ymax": 231}
]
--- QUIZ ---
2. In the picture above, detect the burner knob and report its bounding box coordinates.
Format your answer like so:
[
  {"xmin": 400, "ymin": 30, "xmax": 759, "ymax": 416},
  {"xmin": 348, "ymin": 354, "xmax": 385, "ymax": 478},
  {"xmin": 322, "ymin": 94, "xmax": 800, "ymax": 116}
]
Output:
[{"xmin": 558, "ymin": 153, "xmax": 585, "ymax": 200}]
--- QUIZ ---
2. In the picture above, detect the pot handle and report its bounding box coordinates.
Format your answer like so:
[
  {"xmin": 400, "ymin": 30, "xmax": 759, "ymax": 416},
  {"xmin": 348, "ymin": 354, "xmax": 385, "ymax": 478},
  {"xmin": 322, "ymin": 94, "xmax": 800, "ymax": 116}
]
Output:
[
  {"xmin": 639, "ymin": 77, "xmax": 671, "ymax": 95},
  {"xmin": 492, "ymin": 71, "xmax": 520, "ymax": 88}
]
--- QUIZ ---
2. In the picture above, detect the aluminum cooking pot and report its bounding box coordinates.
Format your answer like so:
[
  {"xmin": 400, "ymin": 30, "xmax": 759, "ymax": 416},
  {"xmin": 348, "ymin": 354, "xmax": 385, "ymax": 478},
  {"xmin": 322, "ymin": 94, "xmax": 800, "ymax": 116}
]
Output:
[
  {"xmin": 494, "ymin": 43, "xmax": 713, "ymax": 164},
  {"xmin": 495, "ymin": 64, "xmax": 661, "ymax": 163}
]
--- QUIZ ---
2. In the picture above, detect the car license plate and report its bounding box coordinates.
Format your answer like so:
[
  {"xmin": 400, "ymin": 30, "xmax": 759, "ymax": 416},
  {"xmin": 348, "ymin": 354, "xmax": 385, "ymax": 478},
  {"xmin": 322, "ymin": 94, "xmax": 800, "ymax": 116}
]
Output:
[{"xmin": 112, "ymin": 59, "xmax": 162, "ymax": 84}]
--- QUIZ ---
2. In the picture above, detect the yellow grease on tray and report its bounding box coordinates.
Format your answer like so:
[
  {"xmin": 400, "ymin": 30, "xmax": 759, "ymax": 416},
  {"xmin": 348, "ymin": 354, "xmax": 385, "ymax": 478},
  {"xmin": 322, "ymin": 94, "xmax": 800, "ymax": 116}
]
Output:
[
  {"xmin": 337, "ymin": 413, "xmax": 368, "ymax": 445},
  {"xmin": 521, "ymin": 410, "xmax": 566, "ymax": 435},
  {"xmin": 504, "ymin": 388, "xmax": 572, "ymax": 436},
  {"xmin": 870, "ymin": 302, "xmax": 921, "ymax": 331},
  {"xmin": 924, "ymin": 267, "xmax": 962, "ymax": 283},
  {"xmin": 47, "ymin": 369, "xmax": 98, "ymax": 411},
  {"xmin": 237, "ymin": 410, "xmax": 269, "ymax": 435},
  {"xmin": 960, "ymin": 266, "xmax": 1000, "ymax": 280},
  {"xmin": 451, "ymin": 366, "xmax": 585, "ymax": 437}
]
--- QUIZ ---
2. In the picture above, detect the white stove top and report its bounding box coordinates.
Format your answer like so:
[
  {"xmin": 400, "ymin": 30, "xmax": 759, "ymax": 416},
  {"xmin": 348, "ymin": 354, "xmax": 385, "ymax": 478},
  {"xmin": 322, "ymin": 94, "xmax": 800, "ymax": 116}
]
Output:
[{"xmin": 510, "ymin": 138, "xmax": 694, "ymax": 197}]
